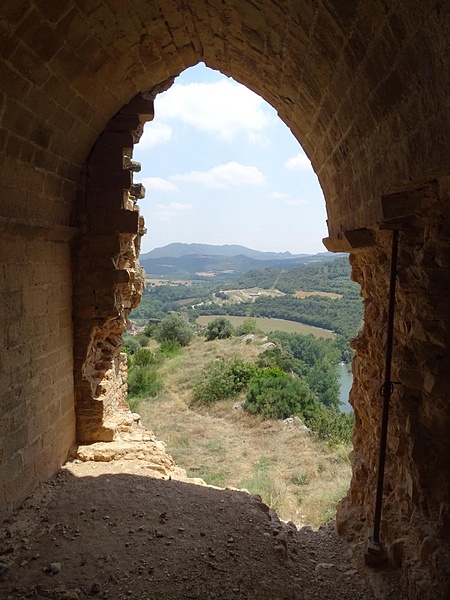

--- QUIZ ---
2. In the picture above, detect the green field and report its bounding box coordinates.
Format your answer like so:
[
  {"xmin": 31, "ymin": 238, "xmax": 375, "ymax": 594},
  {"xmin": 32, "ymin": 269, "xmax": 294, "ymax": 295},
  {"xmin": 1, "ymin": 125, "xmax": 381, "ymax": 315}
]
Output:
[{"xmin": 196, "ymin": 315, "xmax": 335, "ymax": 338}]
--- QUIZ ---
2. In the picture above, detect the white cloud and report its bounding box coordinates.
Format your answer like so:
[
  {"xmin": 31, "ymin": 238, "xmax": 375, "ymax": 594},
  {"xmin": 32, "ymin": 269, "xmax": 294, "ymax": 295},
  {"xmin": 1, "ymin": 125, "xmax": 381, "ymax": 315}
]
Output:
[
  {"xmin": 269, "ymin": 192, "xmax": 291, "ymax": 201},
  {"xmin": 247, "ymin": 132, "xmax": 269, "ymax": 147},
  {"xmin": 141, "ymin": 177, "xmax": 178, "ymax": 192},
  {"xmin": 156, "ymin": 79, "xmax": 272, "ymax": 141},
  {"xmin": 137, "ymin": 122, "xmax": 172, "ymax": 149},
  {"xmin": 268, "ymin": 191, "xmax": 309, "ymax": 206},
  {"xmin": 284, "ymin": 152, "xmax": 312, "ymax": 171},
  {"xmin": 152, "ymin": 202, "xmax": 192, "ymax": 222},
  {"xmin": 171, "ymin": 162, "xmax": 266, "ymax": 189},
  {"xmin": 286, "ymin": 198, "xmax": 309, "ymax": 206}
]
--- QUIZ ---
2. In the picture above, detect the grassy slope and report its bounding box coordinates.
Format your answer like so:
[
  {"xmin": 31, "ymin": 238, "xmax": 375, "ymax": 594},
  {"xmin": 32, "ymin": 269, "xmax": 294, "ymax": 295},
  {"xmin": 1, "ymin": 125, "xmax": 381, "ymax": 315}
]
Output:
[{"xmin": 135, "ymin": 337, "xmax": 351, "ymax": 528}]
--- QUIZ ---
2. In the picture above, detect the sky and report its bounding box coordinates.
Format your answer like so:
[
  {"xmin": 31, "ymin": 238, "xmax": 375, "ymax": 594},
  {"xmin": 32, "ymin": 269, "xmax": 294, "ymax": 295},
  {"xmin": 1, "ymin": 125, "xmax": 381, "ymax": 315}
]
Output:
[{"xmin": 133, "ymin": 63, "xmax": 329, "ymax": 255}]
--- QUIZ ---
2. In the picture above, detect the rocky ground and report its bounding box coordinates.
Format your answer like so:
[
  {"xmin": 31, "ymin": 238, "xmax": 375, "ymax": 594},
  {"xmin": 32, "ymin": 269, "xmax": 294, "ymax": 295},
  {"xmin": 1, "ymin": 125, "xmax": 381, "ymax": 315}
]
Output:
[{"xmin": 0, "ymin": 440, "xmax": 407, "ymax": 600}]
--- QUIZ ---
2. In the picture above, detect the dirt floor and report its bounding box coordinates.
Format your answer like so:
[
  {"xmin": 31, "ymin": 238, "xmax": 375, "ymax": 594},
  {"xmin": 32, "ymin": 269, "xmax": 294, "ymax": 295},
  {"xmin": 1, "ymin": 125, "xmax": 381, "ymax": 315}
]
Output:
[{"xmin": 0, "ymin": 442, "xmax": 407, "ymax": 600}]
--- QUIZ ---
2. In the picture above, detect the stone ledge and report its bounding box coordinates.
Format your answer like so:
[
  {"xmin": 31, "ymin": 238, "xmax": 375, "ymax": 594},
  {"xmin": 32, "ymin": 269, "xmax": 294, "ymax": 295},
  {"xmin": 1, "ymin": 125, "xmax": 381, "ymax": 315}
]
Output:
[
  {"xmin": 0, "ymin": 216, "xmax": 77, "ymax": 241},
  {"xmin": 72, "ymin": 439, "xmax": 178, "ymax": 471}
]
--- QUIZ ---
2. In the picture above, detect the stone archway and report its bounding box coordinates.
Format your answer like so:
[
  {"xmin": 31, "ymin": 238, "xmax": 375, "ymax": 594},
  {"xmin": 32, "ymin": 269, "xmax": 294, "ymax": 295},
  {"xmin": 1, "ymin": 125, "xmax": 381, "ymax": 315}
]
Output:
[{"xmin": 1, "ymin": 1, "xmax": 449, "ymax": 597}]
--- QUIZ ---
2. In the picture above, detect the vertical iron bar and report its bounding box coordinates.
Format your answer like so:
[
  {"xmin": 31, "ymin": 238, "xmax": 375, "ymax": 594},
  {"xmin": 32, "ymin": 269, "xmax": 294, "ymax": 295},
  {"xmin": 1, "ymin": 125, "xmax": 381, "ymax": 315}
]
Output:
[{"xmin": 373, "ymin": 228, "xmax": 400, "ymax": 545}]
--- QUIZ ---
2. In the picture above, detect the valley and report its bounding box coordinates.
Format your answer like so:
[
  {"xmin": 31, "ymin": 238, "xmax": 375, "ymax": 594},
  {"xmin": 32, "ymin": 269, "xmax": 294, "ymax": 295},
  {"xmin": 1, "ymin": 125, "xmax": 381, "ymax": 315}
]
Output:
[{"xmin": 125, "ymin": 245, "xmax": 361, "ymax": 528}]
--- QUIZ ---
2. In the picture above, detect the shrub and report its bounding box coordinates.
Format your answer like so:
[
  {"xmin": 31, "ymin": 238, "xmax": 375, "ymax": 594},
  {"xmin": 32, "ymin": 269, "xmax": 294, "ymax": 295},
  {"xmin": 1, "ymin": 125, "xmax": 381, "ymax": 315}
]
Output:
[
  {"xmin": 132, "ymin": 348, "xmax": 157, "ymax": 367},
  {"xmin": 123, "ymin": 334, "xmax": 140, "ymax": 355},
  {"xmin": 205, "ymin": 317, "xmax": 235, "ymax": 340},
  {"xmin": 256, "ymin": 347, "xmax": 297, "ymax": 373},
  {"xmin": 306, "ymin": 406, "xmax": 354, "ymax": 445},
  {"xmin": 127, "ymin": 366, "xmax": 163, "ymax": 398},
  {"xmin": 144, "ymin": 323, "xmax": 158, "ymax": 338},
  {"xmin": 243, "ymin": 373, "xmax": 318, "ymax": 420},
  {"xmin": 135, "ymin": 332, "xmax": 150, "ymax": 347},
  {"xmin": 156, "ymin": 314, "xmax": 194, "ymax": 347},
  {"xmin": 158, "ymin": 339, "xmax": 183, "ymax": 357},
  {"xmin": 236, "ymin": 318, "xmax": 258, "ymax": 336},
  {"xmin": 193, "ymin": 357, "xmax": 257, "ymax": 404}
]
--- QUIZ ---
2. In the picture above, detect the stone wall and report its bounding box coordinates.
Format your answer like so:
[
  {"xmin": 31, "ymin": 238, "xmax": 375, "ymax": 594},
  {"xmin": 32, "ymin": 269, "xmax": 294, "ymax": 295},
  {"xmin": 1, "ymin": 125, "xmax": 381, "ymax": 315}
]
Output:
[
  {"xmin": 0, "ymin": 226, "xmax": 75, "ymax": 514},
  {"xmin": 72, "ymin": 93, "xmax": 156, "ymax": 443},
  {"xmin": 337, "ymin": 178, "xmax": 450, "ymax": 599}
]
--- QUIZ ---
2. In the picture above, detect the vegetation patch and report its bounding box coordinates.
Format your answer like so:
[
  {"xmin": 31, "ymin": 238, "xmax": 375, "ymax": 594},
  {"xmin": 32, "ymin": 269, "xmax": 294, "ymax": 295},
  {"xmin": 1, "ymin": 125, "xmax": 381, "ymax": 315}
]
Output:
[
  {"xmin": 244, "ymin": 371, "xmax": 318, "ymax": 420},
  {"xmin": 132, "ymin": 335, "xmax": 352, "ymax": 528},
  {"xmin": 193, "ymin": 357, "xmax": 257, "ymax": 405},
  {"xmin": 197, "ymin": 315, "xmax": 335, "ymax": 338}
]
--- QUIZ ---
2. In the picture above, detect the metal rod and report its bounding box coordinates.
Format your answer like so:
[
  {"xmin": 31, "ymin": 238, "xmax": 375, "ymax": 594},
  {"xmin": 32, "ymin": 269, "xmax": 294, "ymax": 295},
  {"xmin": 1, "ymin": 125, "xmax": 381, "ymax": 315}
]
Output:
[{"xmin": 373, "ymin": 228, "xmax": 400, "ymax": 545}]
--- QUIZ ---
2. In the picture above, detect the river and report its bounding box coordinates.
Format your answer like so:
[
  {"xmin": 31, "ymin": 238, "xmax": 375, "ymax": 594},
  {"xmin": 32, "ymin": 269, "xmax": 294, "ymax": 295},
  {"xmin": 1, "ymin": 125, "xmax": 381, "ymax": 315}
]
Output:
[{"xmin": 338, "ymin": 362, "xmax": 353, "ymax": 413}]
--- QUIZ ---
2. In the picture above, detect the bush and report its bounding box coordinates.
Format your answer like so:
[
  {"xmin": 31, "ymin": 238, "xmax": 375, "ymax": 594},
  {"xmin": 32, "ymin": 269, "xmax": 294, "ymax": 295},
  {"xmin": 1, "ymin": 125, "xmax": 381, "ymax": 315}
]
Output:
[
  {"xmin": 243, "ymin": 373, "xmax": 318, "ymax": 420},
  {"xmin": 236, "ymin": 318, "xmax": 258, "ymax": 336},
  {"xmin": 306, "ymin": 406, "xmax": 354, "ymax": 445},
  {"xmin": 144, "ymin": 323, "xmax": 158, "ymax": 338},
  {"xmin": 132, "ymin": 348, "xmax": 157, "ymax": 367},
  {"xmin": 205, "ymin": 317, "xmax": 235, "ymax": 340},
  {"xmin": 159, "ymin": 339, "xmax": 183, "ymax": 356},
  {"xmin": 193, "ymin": 357, "xmax": 257, "ymax": 404},
  {"xmin": 123, "ymin": 334, "xmax": 140, "ymax": 355},
  {"xmin": 256, "ymin": 347, "xmax": 297, "ymax": 373},
  {"xmin": 135, "ymin": 332, "xmax": 150, "ymax": 347},
  {"xmin": 156, "ymin": 314, "xmax": 194, "ymax": 347},
  {"xmin": 127, "ymin": 366, "xmax": 163, "ymax": 398}
]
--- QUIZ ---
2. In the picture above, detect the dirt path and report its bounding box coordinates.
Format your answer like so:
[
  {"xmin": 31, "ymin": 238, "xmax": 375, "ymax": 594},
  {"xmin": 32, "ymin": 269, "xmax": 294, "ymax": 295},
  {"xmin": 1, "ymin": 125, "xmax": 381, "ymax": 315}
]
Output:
[{"xmin": 0, "ymin": 448, "xmax": 406, "ymax": 600}]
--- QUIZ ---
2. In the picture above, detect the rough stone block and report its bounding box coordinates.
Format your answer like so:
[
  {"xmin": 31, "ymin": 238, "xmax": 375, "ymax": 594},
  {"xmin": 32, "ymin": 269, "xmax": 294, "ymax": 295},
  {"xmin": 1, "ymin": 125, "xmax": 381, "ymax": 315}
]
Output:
[
  {"xmin": 323, "ymin": 228, "xmax": 375, "ymax": 252},
  {"xmin": 87, "ymin": 167, "xmax": 132, "ymax": 191},
  {"xmin": 88, "ymin": 208, "xmax": 139, "ymax": 234}
]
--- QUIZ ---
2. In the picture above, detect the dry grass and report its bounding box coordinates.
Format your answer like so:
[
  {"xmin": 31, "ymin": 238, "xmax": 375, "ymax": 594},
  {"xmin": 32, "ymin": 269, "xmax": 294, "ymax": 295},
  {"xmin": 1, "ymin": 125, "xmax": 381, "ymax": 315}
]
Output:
[{"xmin": 136, "ymin": 336, "xmax": 352, "ymax": 528}]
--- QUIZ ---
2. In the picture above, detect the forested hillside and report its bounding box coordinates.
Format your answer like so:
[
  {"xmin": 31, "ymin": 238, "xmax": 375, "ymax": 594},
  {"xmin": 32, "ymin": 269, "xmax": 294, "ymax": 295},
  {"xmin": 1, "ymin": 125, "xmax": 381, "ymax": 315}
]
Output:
[
  {"xmin": 229, "ymin": 256, "xmax": 357, "ymax": 295},
  {"xmin": 131, "ymin": 256, "xmax": 364, "ymax": 362},
  {"xmin": 139, "ymin": 252, "xmax": 341, "ymax": 280}
]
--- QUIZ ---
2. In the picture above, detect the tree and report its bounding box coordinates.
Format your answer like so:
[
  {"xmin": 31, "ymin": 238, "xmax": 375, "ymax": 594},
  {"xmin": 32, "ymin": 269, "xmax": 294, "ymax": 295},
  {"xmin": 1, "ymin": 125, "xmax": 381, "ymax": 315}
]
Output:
[
  {"xmin": 256, "ymin": 346, "xmax": 298, "ymax": 373},
  {"xmin": 304, "ymin": 361, "xmax": 340, "ymax": 409},
  {"xmin": 236, "ymin": 318, "xmax": 258, "ymax": 335},
  {"xmin": 205, "ymin": 317, "xmax": 235, "ymax": 340},
  {"xmin": 193, "ymin": 357, "xmax": 257, "ymax": 405},
  {"xmin": 155, "ymin": 314, "xmax": 194, "ymax": 347},
  {"xmin": 243, "ymin": 372, "xmax": 318, "ymax": 420}
]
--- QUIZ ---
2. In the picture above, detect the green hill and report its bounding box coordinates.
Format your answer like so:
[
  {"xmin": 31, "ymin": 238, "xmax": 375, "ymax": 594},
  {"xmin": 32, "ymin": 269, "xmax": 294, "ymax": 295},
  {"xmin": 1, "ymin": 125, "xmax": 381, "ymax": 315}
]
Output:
[{"xmin": 229, "ymin": 256, "xmax": 357, "ymax": 295}]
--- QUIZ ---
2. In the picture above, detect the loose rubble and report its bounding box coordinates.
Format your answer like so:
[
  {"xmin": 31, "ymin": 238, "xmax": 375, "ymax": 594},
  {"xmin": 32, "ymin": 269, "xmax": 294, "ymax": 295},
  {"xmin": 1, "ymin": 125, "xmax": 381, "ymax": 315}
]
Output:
[{"xmin": 0, "ymin": 445, "xmax": 407, "ymax": 600}]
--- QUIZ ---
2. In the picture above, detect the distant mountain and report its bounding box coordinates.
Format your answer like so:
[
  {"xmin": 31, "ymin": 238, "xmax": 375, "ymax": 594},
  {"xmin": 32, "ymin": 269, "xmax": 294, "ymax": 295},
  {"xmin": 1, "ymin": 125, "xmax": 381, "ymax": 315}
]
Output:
[
  {"xmin": 139, "ymin": 243, "xmax": 343, "ymax": 280},
  {"xmin": 141, "ymin": 243, "xmax": 309, "ymax": 261}
]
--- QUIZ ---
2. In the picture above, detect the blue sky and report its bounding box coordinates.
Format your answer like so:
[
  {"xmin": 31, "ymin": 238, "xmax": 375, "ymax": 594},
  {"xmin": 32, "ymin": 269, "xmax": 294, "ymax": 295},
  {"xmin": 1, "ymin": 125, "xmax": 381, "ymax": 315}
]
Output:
[{"xmin": 133, "ymin": 63, "xmax": 329, "ymax": 255}]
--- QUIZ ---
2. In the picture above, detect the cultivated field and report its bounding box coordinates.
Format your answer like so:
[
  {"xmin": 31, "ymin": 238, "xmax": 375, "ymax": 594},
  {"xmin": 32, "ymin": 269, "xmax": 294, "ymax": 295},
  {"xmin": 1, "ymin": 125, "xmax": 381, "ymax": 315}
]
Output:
[
  {"xmin": 294, "ymin": 290, "xmax": 342, "ymax": 299},
  {"xmin": 224, "ymin": 288, "xmax": 285, "ymax": 303},
  {"xmin": 196, "ymin": 314, "xmax": 335, "ymax": 338},
  {"xmin": 147, "ymin": 278, "xmax": 193, "ymax": 286}
]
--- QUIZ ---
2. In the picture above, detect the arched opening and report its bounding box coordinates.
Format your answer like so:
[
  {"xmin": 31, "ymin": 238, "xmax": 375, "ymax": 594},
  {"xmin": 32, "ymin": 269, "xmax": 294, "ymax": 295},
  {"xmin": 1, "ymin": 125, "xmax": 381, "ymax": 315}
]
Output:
[
  {"xmin": 117, "ymin": 63, "xmax": 357, "ymax": 528},
  {"xmin": 1, "ymin": 2, "xmax": 449, "ymax": 598},
  {"xmin": 70, "ymin": 47, "xmax": 450, "ymax": 598}
]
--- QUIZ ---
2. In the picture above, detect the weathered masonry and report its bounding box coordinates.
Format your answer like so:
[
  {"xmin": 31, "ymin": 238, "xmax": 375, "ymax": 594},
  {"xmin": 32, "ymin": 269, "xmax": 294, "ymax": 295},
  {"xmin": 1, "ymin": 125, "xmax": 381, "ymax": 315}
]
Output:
[{"xmin": 0, "ymin": 1, "xmax": 449, "ymax": 598}]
